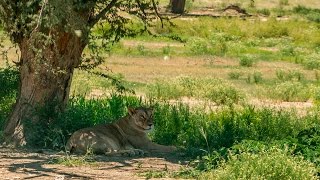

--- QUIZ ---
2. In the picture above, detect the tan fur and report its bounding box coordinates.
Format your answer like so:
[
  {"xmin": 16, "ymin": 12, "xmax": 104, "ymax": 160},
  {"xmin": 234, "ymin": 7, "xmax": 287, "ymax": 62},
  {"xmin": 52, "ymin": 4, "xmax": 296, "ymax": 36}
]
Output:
[{"xmin": 66, "ymin": 107, "xmax": 176, "ymax": 155}]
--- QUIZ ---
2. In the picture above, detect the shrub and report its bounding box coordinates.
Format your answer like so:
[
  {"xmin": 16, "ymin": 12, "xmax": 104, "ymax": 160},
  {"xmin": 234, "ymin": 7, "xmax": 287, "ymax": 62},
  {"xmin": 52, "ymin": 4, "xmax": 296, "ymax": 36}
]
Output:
[
  {"xmin": 188, "ymin": 38, "xmax": 210, "ymax": 55},
  {"xmin": 257, "ymin": 8, "xmax": 271, "ymax": 16},
  {"xmin": 276, "ymin": 69, "xmax": 304, "ymax": 82},
  {"xmin": 162, "ymin": 45, "xmax": 171, "ymax": 55},
  {"xmin": 147, "ymin": 81, "xmax": 183, "ymax": 100},
  {"xmin": 306, "ymin": 12, "xmax": 320, "ymax": 23},
  {"xmin": 137, "ymin": 44, "xmax": 146, "ymax": 55},
  {"xmin": 293, "ymin": 5, "xmax": 310, "ymax": 15},
  {"xmin": 293, "ymin": 126, "xmax": 320, "ymax": 168},
  {"xmin": 228, "ymin": 71, "xmax": 242, "ymax": 80},
  {"xmin": 304, "ymin": 55, "xmax": 320, "ymax": 70},
  {"xmin": 279, "ymin": 0, "xmax": 289, "ymax": 6},
  {"xmin": 208, "ymin": 33, "xmax": 231, "ymax": 56},
  {"xmin": 239, "ymin": 56, "xmax": 254, "ymax": 67},
  {"xmin": 293, "ymin": 5, "xmax": 320, "ymax": 23},
  {"xmin": 200, "ymin": 147, "xmax": 318, "ymax": 180},
  {"xmin": 205, "ymin": 83, "xmax": 244, "ymax": 106},
  {"xmin": 247, "ymin": 71, "xmax": 263, "ymax": 84},
  {"xmin": 272, "ymin": 82, "xmax": 310, "ymax": 102},
  {"xmin": 147, "ymin": 77, "xmax": 245, "ymax": 105}
]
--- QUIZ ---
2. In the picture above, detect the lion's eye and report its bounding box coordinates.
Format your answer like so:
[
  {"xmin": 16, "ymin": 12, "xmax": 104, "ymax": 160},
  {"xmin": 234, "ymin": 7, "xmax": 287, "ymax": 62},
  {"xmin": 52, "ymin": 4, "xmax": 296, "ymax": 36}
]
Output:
[{"xmin": 140, "ymin": 115, "xmax": 145, "ymax": 119}]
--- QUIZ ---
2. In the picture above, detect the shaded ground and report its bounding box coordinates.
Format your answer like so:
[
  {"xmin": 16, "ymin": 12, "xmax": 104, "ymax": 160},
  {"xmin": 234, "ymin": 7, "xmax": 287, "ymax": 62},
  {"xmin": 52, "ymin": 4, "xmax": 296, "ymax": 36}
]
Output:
[{"xmin": 0, "ymin": 147, "xmax": 188, "ymax": 180}]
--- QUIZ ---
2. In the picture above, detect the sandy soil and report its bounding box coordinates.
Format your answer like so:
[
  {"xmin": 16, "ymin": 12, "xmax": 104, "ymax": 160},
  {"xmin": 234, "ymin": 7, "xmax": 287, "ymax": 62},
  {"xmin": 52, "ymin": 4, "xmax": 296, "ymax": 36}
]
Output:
[{"xmin": 0, "ymin": 147, "xmax": 188, "ymax": 180}]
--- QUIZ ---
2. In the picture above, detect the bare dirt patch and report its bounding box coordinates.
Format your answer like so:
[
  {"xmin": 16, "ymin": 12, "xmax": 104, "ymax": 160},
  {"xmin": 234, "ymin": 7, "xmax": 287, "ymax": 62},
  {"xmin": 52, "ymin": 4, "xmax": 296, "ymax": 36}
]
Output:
[{"xmin": 0, "ymin": 147, "xmax": 187, "ymax": 180}]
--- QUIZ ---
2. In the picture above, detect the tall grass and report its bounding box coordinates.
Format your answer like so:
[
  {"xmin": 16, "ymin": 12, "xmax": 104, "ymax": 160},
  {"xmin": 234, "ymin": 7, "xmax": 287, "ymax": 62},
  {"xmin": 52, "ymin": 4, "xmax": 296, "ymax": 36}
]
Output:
[
  {"xmin": 147, "ymin": 77, "xmax": 245, "ymax": 105},
  {"xmin": 109, "ymin": 16, "xmax": 320, "ymax": 70},
  {"xmin": 200, "ymin": 147, "xmax": 318, "ymax": 180},
  {"xmin": 6, "ymin": 92, "xmax": 318, "ymax": 152}
]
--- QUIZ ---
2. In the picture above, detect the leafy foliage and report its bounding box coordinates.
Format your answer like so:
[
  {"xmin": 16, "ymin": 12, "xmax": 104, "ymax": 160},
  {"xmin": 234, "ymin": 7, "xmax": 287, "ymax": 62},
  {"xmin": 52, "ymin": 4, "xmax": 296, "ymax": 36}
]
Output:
[
  {"xmin": 200, "ymin": 147, "xmax": 317, "ymax": 180},
  {"xmin": 0, "ymin": 0, "xmax": 159, "ymax": 70},
  {"xmin": 292, "ymin": 126, "xmax": 320, "ymax": 168},
  {"xmin": 0, "ymin": 67, "xmax": 18, "ymax": 130}
]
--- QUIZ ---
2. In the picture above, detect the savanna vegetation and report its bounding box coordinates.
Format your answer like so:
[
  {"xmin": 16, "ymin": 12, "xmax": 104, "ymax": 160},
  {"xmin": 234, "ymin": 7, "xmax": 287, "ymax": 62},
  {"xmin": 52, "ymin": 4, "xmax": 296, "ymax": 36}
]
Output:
[{"xmin": 1, "ymin": 0, "xmax": 320, "ymax": 179}]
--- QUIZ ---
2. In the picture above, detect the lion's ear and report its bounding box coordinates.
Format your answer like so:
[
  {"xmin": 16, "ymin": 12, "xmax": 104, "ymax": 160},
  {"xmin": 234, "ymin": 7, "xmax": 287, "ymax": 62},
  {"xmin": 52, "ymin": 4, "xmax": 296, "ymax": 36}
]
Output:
[{"xmin": 128, "ymin": 107, "xmax": 135, "ymax": 116}]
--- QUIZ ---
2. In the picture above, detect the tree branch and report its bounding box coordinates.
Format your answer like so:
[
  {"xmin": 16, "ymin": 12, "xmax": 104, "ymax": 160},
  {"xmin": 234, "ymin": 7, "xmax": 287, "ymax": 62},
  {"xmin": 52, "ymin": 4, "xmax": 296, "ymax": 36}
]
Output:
[
  {"xmin": 88, "ymin": 0, "xmax": 118, "ymax": 27},
  {"xmin": 30, "ymin": 0, "xmax": 48, "ymax": 35},
  {"xmin": 151, "ymin": 0, "xmax": 164, "ymax": 27}
]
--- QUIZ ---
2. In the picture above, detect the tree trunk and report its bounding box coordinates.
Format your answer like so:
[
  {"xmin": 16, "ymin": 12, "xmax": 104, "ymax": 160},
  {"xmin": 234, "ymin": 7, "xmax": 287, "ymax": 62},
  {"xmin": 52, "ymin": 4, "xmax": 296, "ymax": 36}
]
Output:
[
  {"xmin": 3, "ymin": 32, "xmax": 86, "ymax": 146},
  {"xmin": 171, "ymin": 0, "xmax": 186, "ymax": 14}
]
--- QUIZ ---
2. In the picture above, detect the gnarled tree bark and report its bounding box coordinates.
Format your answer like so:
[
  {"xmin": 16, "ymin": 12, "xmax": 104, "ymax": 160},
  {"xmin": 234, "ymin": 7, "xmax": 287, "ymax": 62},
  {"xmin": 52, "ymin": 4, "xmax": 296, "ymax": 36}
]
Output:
[{"xmin": 4, "ymin": 32, "xmax": 87, "ymax": 146}]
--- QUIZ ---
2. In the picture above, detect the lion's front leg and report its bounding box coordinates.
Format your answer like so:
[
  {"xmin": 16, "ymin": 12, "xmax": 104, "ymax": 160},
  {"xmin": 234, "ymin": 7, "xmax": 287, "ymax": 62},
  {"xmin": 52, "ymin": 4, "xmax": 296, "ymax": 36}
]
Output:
[
  {"xmin": 145, "ymin": 142, "xmax": 177, "ymax": 153},
  {"xmin": 131, "ymin": 136, "xmax": 176, "ymax": 153},
  {"xmin": 105, "ymin": 149, "xmax": 146, "ymax": 157}
]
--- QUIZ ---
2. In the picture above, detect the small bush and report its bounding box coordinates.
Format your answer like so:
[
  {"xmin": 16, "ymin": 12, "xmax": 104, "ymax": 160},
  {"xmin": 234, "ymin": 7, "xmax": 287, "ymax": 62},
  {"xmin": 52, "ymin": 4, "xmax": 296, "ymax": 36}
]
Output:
[
  {"xmin": 200, "ymin": 147, "xmax": 318, "ymax": 180},
  {"xmin": 293, "ymin": 5, "xmax": 310, "ymax": 15},
  {"xmin": 306, "ymin": 12, "xmax": 320, "ymax": 23},
  {"xmin": 304, "ymin": 59, "xmax": 320, "ymax": 70},
  {"xmin": 228, "ymin": 71, "xmax": 243, "ymax": 80},
  {"xmin": 279, "ymin": 0, "xmax": 289, "ymax": 6},
  {"xmin": 147, "ymin": 81, "xmax": 182, "ymax": 100},
  {"xmin": 188, "ymin": 38, "xmax": 210, "ymax": 55},
  {"xmin": 208, "ymin": 33, "xmax": 232, "ymax": 56},
  {"xmin": 272, "ymin": 82, "xmax": 310, "ymax": 102},
  {"xmin": 147, "ymin": 77, "xmax": 245, "ymax": 105},
  {"xmin": 276, "ymin": 69, "xmax": 304, "ymax": 82},
  {"xmin": 137, "ymin": 44, "xmax": 146, "ymax": 55},
  {"xmin": 293, "ymin": 126, "xmax": 320, "ymax": 168},
  {"xmin": 257, "ymin": 8, "xmax": 271, "ymax": 16},
  {"xmin": 162, "ymin": 45, "xmax": 171, "ymax": 55},
  {"xmin": 239, "ymin": 56, "xmax": 255, "ymax": 67},
  {"xmin": 280, "ymin": 44, "xmax": 295, "ymax": 56},
  {"xmin": 293, "ymin": 5, "xmax": 320, "ymax": 23},
  {"xmin": 205, "ymin": 83, "xmax": 244, "ymax": 105},
  {"xmin": 247, "ymin": 72, "xmax": 263, "ymax": 84}
]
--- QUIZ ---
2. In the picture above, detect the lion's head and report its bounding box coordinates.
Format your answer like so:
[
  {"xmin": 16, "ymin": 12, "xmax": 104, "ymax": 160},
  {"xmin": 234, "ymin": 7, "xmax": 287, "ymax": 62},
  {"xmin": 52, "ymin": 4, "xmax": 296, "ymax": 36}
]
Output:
[{"xmin": 128, "ymin": 107, "xmax": 154, "ymax": 132}]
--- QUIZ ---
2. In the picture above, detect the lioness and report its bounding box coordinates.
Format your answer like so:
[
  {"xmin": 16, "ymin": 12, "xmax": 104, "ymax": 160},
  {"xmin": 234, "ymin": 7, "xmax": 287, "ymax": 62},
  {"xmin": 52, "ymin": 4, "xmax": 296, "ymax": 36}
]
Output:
[{"xmin": 66, "ymin": 107, "xmax": 176, "ymax": 155}]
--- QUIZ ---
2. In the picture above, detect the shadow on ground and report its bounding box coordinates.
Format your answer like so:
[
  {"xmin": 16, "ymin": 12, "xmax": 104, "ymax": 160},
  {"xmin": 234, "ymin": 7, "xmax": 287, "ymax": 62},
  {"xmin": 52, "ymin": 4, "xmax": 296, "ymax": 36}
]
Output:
[{"xmin": 0, "ymin": 146, "xmax": 188, "ymax": 179}]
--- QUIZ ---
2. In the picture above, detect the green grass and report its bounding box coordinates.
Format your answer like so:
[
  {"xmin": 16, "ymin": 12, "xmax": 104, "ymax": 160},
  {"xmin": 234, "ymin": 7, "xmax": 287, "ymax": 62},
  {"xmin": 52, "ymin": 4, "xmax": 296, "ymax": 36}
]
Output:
[
  {"xmin": 107, "ymin": 17, "xmax": 320, "ymax": 72},
  {"xmin": 200, "ymin": 146, "xmax": 318, "ymax": 180},
  {"xmin": 49, "ymin": 153, "xmax": 97, "ymax": 167},
  {"xmin": 147, "ymin": 77, "xmax": 245, "ymax": 105}
]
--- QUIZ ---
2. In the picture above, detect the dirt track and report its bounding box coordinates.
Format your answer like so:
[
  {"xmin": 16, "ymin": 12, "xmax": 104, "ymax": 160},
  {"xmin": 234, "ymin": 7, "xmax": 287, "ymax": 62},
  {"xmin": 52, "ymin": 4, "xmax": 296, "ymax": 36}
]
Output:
[{"xmin": 0, "ymin": 147, "xmax": 187, "ymax": 180}]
